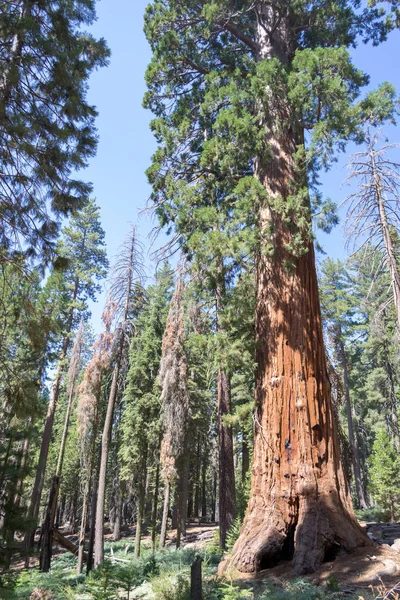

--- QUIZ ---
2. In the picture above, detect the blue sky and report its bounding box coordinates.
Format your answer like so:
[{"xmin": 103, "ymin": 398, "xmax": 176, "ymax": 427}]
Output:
[{"xmin": 84, "ymin": 1, "xmax": 400, "ymax": 331}]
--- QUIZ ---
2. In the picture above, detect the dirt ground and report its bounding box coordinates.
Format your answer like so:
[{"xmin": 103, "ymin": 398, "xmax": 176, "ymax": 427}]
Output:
[{"xmin": 227, "ymin": 546, "xmax": 399, "ymax": 595}]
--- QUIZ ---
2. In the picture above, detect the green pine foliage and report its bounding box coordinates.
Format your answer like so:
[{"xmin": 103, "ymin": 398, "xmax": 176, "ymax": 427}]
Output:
[
  {"xmin": 1, "ymin": 1, "xmax": 400, "ymax": 597},
  {"xmin": 0, "ymin": 0, "xmax": 110, "ymax": 265},
  {"xmin": 120, "ymin": 263, "xmax": 174, "ymax": 485},
  {"xmin": 368, "ymin": 429, "xmax": 400, "ymax": 521}
]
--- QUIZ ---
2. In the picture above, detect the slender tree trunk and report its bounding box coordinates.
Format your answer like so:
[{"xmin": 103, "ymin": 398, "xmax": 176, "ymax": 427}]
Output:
[
  {"xmin": 24, "ymin": 353, "xmax": 68, "ymax": 563},
  {"xmin": 113, "ymin": 496, "xmax": 122, "ymax": 542},
  {"xmin": 87, "ymin": 476, "xmax": 98, "ymax": 573},
  {"xmin": 76, "ymin": 394, "xmax": 100, "ymax": 573},
  {"xmin": 159, "ymin": 481, "xmax": 170, "ymax": 549},
  {"xmin": 215, "ymin": 274, "xmax": 236, "ymax": 549},
  {"xmin": 24, "ymin": 279, "xmax": 79, "ymax": 563},
  {"xmin": 0, "ymin": 436, "xmax": 13, "ymax": 493},
  {"xmin": 211, "ymin": 471, "xmax": 217, "ymax": 523},
  {"xmin": 241, "ymin": 435, "xmax": 250, "ymax": 485},
  {"xmin": 151, "ymin": 461, "xmax": 160, "ymax": 554},
  {"xmin": 94, "ymin": 234, "xmax": 136, "ymax": 567},
  {"xmin": 384, "ymin": 341, "xmax": 400, "ymax": 450},
  {"xmin": 226, "ymin": 6, "xmax": 370, "ymax": 575},
  {"xmin": 134, "ymin": 472, "xmax": 146, "ymax": 558},
  {"xmin": 217, "ymin": 368, "xmax": 235, "ymax": 547},
  {"xmin": 194, "ymin": 441, "xmax": 201, "ymax": 519},
  {"xmin": 390, "ymin": 498, "xmax": 395, "ymax": 523},
  {"xmin": 39, "ymin": 324, "xmax": 82, "ymax": 572},
  {"xmin": 14, "ymin": 435, "xmax": 30, "ymax": 506},
  {"xmin": 201, "ymin": 456, "xmax": 207, "ymax": 521},
  {"xmin": 176, "ymin": 452, "xmax": 189, "ymax": 548},
  {"xmin": 180, "ymin": 452, "xmax": 190, "ymax": 538},
  {"xmin": 39, "ymin": 476, "xmax": 59, "ymax": 572},
  {"xmin": 339, "ymin": 339, "xmax": 367, "ymax": 509},
  {"xmin": 94, "ymin": 360, "xmax": 120, "ymax": 566},
  {"xmin": 77, "ymin": 477, "xmax": 90, "ymax": 574}
]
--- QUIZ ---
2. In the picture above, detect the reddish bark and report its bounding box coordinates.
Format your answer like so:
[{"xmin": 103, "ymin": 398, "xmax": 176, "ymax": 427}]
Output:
[{"xmin": 225, "ymin": 9, "xmax": 370, "ymax": 573}]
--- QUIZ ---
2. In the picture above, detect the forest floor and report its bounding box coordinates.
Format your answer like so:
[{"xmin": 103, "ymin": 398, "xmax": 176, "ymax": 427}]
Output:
[{"xmin": 2, "ymin": 521, "xmax": 400, "ymax": 599}]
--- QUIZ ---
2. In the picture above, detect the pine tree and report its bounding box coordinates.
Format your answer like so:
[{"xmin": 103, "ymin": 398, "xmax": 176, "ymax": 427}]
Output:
[
  {"xmin": 39, "ymin": 320, "xmax": 85, "ymax": 572},
  {"xmin": 349, "ymin": 250, "xmax": 400, "ymax": 451},
  {"xmin": 119, "ymin": 263, "xmax": 174, "ymax": 557},
  {"xmin": 24, "ymin": 199, "xmax": 108, "ymax": 562},
  {"xmin": 0, "ymin": 261, "xmax": 63, "ymax": 567},
  {"xmin": 0, "ymin": 0, "xmax": 109, "ymax": 265},
  {"xmin": 319, "ymin": 258, "xmax": 367, "ymax": 509},
  {"xmin": 143, "ymin": 0, "xmax": 398, "ymax": 573},
  {"xmin": 76, "ymin": 299, "xmax": 116, "ymax": 573},
  {"xmin": 368, "ymin": 430, "xmax": 400, "ymax": 522},
  {"xmin": 94, "ymin": 226, "xmax": 144, "ymax": 567}
]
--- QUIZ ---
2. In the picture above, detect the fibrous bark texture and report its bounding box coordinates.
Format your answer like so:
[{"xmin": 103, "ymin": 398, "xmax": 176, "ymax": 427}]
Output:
[
  {"xmin": 227, "ymin": 5, "xmax": 370, "ymax": 575},
  {"xmin": 229, "ymin": 237, "xmax": 369, "ymax": 574}
]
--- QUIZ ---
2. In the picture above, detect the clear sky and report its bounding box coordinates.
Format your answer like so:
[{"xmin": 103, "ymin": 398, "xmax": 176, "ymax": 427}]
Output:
[{"xmin": 84, "ymin": 1, "xmax": 400, "ymax": 331}]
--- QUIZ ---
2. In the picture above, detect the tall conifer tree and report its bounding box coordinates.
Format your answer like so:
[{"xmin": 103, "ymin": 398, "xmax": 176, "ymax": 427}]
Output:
[
  {"xmin": 25, "ymin": 199, "xmax": 108, "ymax": 560},
  {"xmin": 120, "ymin": 263, "xmax": 174, "ymax": 557},
  {"xmin": 144, "ymin": 0, "xmax": 398, "ymax": 573},
  {"xmin": 320, "ymin": 258, "xmax": 367, "ymax": 509},
  {"xmin": 94, "ymin": 227, "xmax": 144, "ymax": 567},
  {"xmin": 0, "ymin": 0, "xmax": 109, "ymax": 265}
]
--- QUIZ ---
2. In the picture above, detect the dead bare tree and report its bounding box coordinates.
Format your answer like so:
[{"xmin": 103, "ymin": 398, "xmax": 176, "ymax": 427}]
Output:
[
  {"xmin": 76, "ymin": 300, "xmax": 116, "ymax": 574},
  {"xmin": 158, "ymin": 276, "xmax": 191, "ymax": 549},
  {"xmin": 94, "ymin": 226, "xmax": 145, "ymax": 567},
  {"xmin": 343, "ymin": 130, "xmax": 400, "ymax": 329}
]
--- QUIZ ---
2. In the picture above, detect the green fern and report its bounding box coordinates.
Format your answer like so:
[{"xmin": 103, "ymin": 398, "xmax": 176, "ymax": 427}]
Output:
[{"xmin": 225, "ymin": 516, "xmax": 243, "ymax": 554}]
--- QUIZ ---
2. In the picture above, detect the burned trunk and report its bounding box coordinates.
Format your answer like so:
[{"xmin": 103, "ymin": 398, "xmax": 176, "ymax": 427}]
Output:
[
  {"xmin": 87, "ymin": 476, "xmax": 98, "ymax": 573},
  {"xmin": 159, "ymin": 481, "xmax": 170, "ymax": 549},
  {"xmin": 151, "ymin": 461, "xmax": 160, "ymax": 554}
]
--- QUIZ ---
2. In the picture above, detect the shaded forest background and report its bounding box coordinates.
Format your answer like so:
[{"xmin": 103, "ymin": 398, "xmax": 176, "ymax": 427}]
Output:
[{"xmin": 0, "ymin": 0, "xmax": 400, "ymax": 598}]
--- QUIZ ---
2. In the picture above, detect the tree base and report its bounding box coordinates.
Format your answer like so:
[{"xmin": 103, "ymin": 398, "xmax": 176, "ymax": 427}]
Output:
[{"xmin": 220, "ymin": 491, "xmax": 371, "ymax": 575}]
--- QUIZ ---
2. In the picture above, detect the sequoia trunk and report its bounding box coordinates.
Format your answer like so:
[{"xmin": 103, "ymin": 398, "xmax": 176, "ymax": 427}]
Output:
[{"xmin": 227, "ymin": 6, "xmax": 369, "ymax": 575}]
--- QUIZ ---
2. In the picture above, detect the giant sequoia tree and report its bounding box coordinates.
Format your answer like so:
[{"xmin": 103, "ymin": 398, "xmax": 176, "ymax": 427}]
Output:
[{"xmin": 144, "ymin": 0, "xmax": 398, "ymax": 574}]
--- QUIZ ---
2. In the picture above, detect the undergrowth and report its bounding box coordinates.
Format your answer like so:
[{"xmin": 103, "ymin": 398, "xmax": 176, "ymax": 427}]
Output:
[{"xmin": 0, "ymin": 535, "xmax": 376, "ymax": 600}]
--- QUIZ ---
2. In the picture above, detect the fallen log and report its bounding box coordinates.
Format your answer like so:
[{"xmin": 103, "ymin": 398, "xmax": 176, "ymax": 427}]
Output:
[
  {"xmin": 110, "ymin": 547, "xmax": 130, "ymax": 563},
  {"xmin": 53, "ymin": 529, "xmax": 87, "ymax": 562}
]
